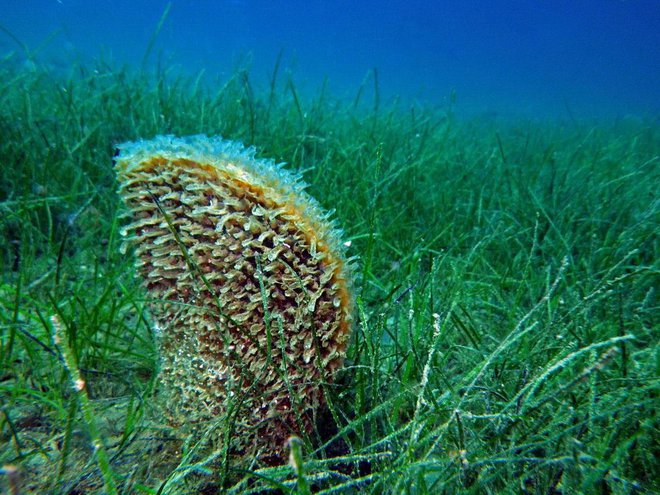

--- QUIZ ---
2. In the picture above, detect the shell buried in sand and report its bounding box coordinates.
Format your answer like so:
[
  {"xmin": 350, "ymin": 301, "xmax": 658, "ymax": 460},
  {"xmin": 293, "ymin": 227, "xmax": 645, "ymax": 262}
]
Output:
[{"xmin": 114, "ymin": 134, "xmax": 353, "ymax": 461}]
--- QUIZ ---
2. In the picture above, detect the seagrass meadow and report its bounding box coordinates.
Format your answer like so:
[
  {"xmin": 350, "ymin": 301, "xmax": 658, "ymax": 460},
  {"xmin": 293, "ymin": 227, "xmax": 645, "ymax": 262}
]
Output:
[{"xmin": 0, "ymin": 57, "xmax": 658, "ymax": 495}]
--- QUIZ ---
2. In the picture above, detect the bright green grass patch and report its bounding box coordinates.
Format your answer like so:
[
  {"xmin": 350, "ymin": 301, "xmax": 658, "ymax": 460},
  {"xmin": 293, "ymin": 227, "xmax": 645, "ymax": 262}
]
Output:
[{"xmin": 0, "ymin": 57, "xmax": 658, "ymax": 494}]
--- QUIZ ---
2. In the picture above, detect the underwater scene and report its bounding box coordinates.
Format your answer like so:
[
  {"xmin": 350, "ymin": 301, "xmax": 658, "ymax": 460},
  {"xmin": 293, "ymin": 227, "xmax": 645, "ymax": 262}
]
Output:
[{"xmin": 0, "ymin": 1, "xmax": 658, "ymax": 494}]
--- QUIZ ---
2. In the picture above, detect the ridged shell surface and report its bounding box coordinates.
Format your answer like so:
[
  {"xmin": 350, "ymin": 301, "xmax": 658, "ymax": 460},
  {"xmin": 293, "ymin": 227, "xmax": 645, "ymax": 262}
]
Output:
[{"xmin": 114, "ymin": 135, "xmax": 352, "ymax": 461}]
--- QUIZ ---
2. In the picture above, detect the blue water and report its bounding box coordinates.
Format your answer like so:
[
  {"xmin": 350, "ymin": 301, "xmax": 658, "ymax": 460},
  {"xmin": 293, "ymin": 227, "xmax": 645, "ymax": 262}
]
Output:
[{"xmin": 1, "ymin": 0, "xmax": 658, "ymax": 121}]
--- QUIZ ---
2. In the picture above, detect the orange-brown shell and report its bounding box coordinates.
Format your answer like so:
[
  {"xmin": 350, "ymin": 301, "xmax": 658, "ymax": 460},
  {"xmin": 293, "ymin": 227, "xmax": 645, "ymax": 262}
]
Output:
[{"xmin": 115, "ymin": 135, "xmax": 352, "ymax": 461}]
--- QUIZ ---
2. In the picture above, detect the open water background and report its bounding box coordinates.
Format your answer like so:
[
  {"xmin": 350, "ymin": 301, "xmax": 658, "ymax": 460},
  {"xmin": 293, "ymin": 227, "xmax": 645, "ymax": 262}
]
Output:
[{"xmin": 1, "ymin": 0, "xmax": 659, "ymax": 121}]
